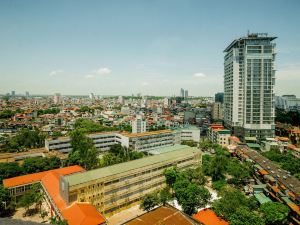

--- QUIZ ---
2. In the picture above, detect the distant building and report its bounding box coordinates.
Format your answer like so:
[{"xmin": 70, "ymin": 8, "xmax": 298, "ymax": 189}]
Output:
[
  {"xmin": 132, "ymin": 115, "xmax": 147, "ymax": 133},
  {"xmin": 25, "ymin": 91, "xmax": 29, "ymax": 98},
  {"xmin": 215, "ymin": 92, "xmax": 224, "ymax": 103},
  {"xmin": 224, "ymin": 33, "xmax": 276, "ymax": 141},
  {"xmin": 53, "ymin": 93, "xmax": 61, "ymax": 104},
  {"xmin": 276, "ymin": 95, "xmax": 300, "ymax": 111},
  {"xmin": 184, "ymin": 90, "xmax": 189, "ymax": 99},
  {"xmin": 118, "ymin": 95, "xmax": 124, "ymax": 104},
  {"xmin": 180, "ymin": 88, "xmax": 185, "ymax": 98},
  {"xmin": 212, "ymin": 102, "xmax": 224, "ymax": 121},
  {"xmin": 11, "ymin": 91, "xmax": 15, "ymax": 97},
  {"xmin": 89, "ymin": 93, "xmax": 95, "ymax": 101},
  {"xmin": 163, "ymin": 97, "xmax": 170, "ymax": 107}
]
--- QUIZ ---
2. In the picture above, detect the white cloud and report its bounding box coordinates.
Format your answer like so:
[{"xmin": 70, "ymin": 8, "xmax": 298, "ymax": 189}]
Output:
[
  {"xmin": 85, "ymin": 74, "xmax": 95, "ymax": 79},
  {"xmin": 193, "ymin": 72, "xmax": 206, "ymax": 78},
  {"xmin": 49, "ymin": 70, "xmax": 63, "ymax": 76},
  {"xmin": 94, "ymin": 67, "xmax": 112, "ymax": 75}
]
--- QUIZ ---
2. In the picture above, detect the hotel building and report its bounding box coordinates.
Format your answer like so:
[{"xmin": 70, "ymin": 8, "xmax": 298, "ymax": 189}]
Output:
[{"xmin": 224, "ymin": 33, "xmax": 276, "ymax": 141}]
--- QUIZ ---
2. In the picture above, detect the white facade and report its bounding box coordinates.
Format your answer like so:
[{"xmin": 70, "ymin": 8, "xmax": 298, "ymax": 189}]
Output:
[
  {"xmin": 53, "ymin": 93, "xmax": 61, "ymax": 105},
  {"xmin": 174, "ymin": 126, "xmax": 201, "ymax": 143},
  {"xmin": 132, "ymin": 115, "xmax": 147, "ymax": 133},
  {"xmin": 224, "ymin": 33, "xmax": 276, "ymax": 140},
  {"xmin": 45, "ymin": 130, "xmax": 176, "ymax": 153}
]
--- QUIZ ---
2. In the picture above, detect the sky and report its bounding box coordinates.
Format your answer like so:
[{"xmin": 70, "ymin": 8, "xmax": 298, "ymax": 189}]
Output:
[{"xmin": 0, "ymin": 0, "xmax": 300, "ymax": 96}]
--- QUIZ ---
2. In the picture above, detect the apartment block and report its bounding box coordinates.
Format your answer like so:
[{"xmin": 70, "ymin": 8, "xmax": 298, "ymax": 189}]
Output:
[
  {"xmin": 60, "ymin": 145, "xmax": 202, "ymax": 217},
  {"xmin": 224, "ymin": 33, "xmax": 276, "ymax": 141}
]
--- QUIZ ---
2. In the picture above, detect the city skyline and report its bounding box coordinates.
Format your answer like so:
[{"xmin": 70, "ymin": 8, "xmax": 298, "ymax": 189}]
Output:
[{"xmin": 1, "ymin": 0, "xmax": 300, "ymax": 96}]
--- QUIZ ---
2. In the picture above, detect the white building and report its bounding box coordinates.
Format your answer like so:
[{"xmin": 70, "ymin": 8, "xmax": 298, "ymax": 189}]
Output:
[
  {"xmin": 53, "ymin": 93, "xmax": 62, "ymax": 105},
  {"xmin": 224, "ymin": 33, "xmax": 276, "ymax": 141},
  {"xmin": 174, "ymin": 125, "xmax": 200, "ymax": 143},
  {"xmin": 118, "ymin": 95, "xmax": 125, "ymax": 105},
  {"xmin": 276, "ymin": 95, "xmax": 300, "ymax": 111},
  {"xmin": 89, "ymin": 93, "xmax": 95, "ymax": 101},
  {"xmin": 45, "ymin": 130, "xmax": 175, "ymax": 153},
  {"xmin": 132, "ymin": 115, "xmax": 147, "ymax": 133}
]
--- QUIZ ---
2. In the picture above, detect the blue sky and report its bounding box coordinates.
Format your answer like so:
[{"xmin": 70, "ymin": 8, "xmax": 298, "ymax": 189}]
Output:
[{"xmin": 0, "ymin": 0, "xmax": 300, "ymax": 96}]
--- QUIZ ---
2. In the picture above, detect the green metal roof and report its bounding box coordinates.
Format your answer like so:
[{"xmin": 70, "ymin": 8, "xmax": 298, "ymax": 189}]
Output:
[
  {"xmin": 245, "ymin": 137, "xmax": 257, "ymax": 141},
  {"xmin": 173, "ymin": 125, "xmax": 200, "ymax": 131},
  {"xmin": 147, "ymin": 144, "xmax": 192, "ymax": 155},
  {"xmin": 282, "ymin": 196, "xmax": 294, "ymax": 205},
  {"xmin": 254, "ymin": 193, "xmax": 272, "ymax": 204},
  {"xmin": 247, "ymin": 143, "xmax": 261, "ymax": 148},
  {"xmin": 63, "ymin": 146, "xmax": 200, "ymax": 187}
]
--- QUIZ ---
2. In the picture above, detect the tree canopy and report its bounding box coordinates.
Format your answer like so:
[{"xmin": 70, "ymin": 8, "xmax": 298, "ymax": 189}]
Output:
[
  {"xmin": 260, "ymin": 202, "xmax": 290, "ymax": 225},
  {"xmin": 68, "ymin": 129, "xmax": 98, "ymax": 170}
]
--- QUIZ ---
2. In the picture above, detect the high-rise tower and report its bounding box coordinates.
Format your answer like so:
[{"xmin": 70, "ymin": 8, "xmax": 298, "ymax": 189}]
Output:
[{"xmin": 223, "ymin": 33, "xmax": 276, "ymax": 141}]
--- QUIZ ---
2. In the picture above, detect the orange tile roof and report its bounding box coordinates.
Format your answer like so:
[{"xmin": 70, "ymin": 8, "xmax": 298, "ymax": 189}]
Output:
[
  {"xmin": 193, "ymin": 209, "xmax": 229, "ymax": 225},
  {"xmin": 276, "ymin": 137, "xmax": 290, "ymax": 142},
  {"xmin": 3, "ymin": 166, "xmax": 106, "ymax": 225},
  {"xmin": 287, "ymin": 144, "xmax": 297, "ymax": 150},
  {"xmin": 228, "ymin": 136, "xmax": 241, "ymax": 143},
  {"xmin": 3, "ymin": 165, "xmax": 84, "ymax": 188},
  {"xmin": 62, "ymin": 202, "xmax": 106, "ymax": 225},
  {"xmin": 270, "ymin": 185, "xmax": 280, "ymax": 193},
  {"xmin": 258, "ymin": 169, "xmax": 269, "ymax": 175},
  {"xmin": 287, "ymin": 203, "xmax": 300, "ymax": 215}
]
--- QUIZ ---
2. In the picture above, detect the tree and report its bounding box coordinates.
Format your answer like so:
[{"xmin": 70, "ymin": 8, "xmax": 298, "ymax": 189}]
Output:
[
  {"xmin": 140, "ymin": 192, "xmax": 160, "ymax": 211},
  {"xmin": 68, "ymin": 130, "xmax": 98, "ymax": 170},
  {"xmin": 212, "ymin": 187, "xmax": 254, "ymax": 220},
  {"xmin": 230, "ymin": 207, "xmax": 265, "ymax": 225},
  {"xmin": 23, "ymin": 156, "xmax": 61, "ymax": 174},
  {"xmin": 260, "ymin": 202, "xmax": 290, "ymax": 225},
  {"xmin": 19, "ymin": 189, "xmax": 36, "ymax": 216},
  {"xmin": 0, "ymin": 162, "xmax": 23, "ymax": 183},
  {"xmin": 50, "ymin": 217, "xmax": 68, "ymax": 225},
  {"xmin": 227, "ymin": 158, "xmax": 252, "ymax": 186},
  {"xmin": 181, "ymin": 140, "xmax": 198, "ymax": 147},
  {"xmin": 182, "ymin": 166, "xmax": 207, "ymax": 186},
  {"xmin": 209, "ymin": 154, "xmax": 228, "ymax": 181},
  {"xmin": 177, "ymin": 183, "xmax": 211, "ymax": 215},
  {"xmin": 0, "ymin": 185, "xmax": 15, "ymax": 217},
  {"xmin": 159, "ymin": 187, "xmax": 172, "ymax": 206},
  {"xmin": 164, "ymin": 167, "xmax": 178, "ymax": 188}
]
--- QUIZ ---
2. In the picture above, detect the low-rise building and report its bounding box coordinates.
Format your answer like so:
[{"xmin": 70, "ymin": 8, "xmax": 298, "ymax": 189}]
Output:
[
  {"xmin": 45, "ymin": 130, "xmax": 176, "ymax": 153},
  {"xmin": 173, "ymin": 125, "xmax": 201, "ymax": 144},
  {"xmin": 60, "ymin": 146, "xmax": 202, "ymax": 217},
  {"xmin": 207, "ymin": 124, "xmax": 230, "ymax": 147}
]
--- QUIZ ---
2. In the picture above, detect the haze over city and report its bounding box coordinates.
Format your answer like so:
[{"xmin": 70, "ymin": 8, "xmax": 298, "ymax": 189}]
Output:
[{"xmin": 0, "ymin": 0, "xmax": 300, "ymax": 96}]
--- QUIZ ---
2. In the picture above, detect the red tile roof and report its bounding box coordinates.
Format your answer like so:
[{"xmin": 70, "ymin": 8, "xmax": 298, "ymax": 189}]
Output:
[
  {"xmin": 62, "ymin": 203, "xmax": 106, "ymax": 225},
  {"xmin": 3, "ymin": 166, "xmax": 106, "ymax": 225},
  {"xmin": 3, "ymin": 165, "xmax": 84, "ymax": 188},
  {"xmin": 193, "ymin": 209, "xmax": 229, "ymax": 225}
]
